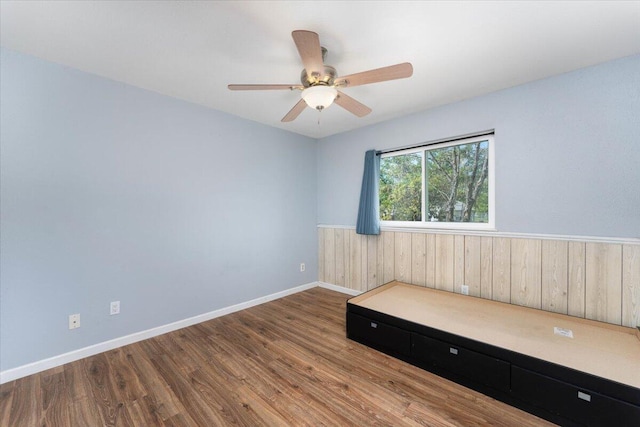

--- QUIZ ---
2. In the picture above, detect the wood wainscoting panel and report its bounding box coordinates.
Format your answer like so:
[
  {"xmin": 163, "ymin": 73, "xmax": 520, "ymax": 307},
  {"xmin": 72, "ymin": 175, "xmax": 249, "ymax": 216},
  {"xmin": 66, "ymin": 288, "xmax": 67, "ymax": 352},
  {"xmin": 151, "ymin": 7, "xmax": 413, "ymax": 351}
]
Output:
[
  {"xmin": 464, "ymin": 235, "xmax": 482, "ymax": 297},
  {"xmin": 318, "ymin": 228, "xmax": 325, "ymax": 282},
  {"xmin": 585, "ymin": 243, "xmax": 622, "ymax": 324},
  {"xmin": 395, "ymin": 232, "xmax": 412, "ymax": 283},
  {"xmin": 480, "ymin": 236, "xmax": 494, "ymax": 299},
  {"xmin": 318, "ymin": 227, "xmax": 639, "ymax": 327},
  {"xmin": 541, "ymin": 240, "xmax": 569, "ymax": 314},
  {"xmin": 382, "ymin": 231, "xmax": 395, "ymax": 284},
  {"xmin": 334, "ymin": 228, "xmax": 346, "ymax": 287},
  {"xmin": 510, "ymin": 239, "xmax": 542, "ymax": 309},
  {"xmin": 411, "ymin": 233, "xmax": 427, "ymax": 286},
  {"xmin": 492, "ymin": 237, "xmax": 511, "ymax": 303},
  {"xmin": 323, "ymin": 227, "xmax": 336, "ymax": 285},
  {"xmin": 435, "ymin": 234, "xmax": 455, "ymax": 292},
  {"xmin": 349, "ymin": 230, "xmax": 365, "ymax": 292},
  {"xmin": 568, "ymin": 241, "xmax": 586, "ymax": 318},
  {"xmin": 367, "ymin": 235, "xmax": 380, "ymax": 289},
  {"xmin": 342, "ymin": 229, "xmax": 351, "ymax": 289},
  {"xmin": 454, "ymin": 235, "xmax": 465, "ymax": 294},
  {"xmin": 622, "ymin": 244, "xmax": 640, "ymax": 328},
  {"xmin": 425, "ymin": 233, "xmax": 437, "ymax": 289}
]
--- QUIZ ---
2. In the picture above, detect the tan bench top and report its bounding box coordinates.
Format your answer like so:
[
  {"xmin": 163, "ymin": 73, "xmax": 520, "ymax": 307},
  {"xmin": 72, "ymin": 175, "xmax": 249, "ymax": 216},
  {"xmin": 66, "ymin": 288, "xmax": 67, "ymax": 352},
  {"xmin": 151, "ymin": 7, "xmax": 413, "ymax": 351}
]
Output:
[{"xmin": 349, "ymin": 281, "xmax": 640, "ymax": 389}]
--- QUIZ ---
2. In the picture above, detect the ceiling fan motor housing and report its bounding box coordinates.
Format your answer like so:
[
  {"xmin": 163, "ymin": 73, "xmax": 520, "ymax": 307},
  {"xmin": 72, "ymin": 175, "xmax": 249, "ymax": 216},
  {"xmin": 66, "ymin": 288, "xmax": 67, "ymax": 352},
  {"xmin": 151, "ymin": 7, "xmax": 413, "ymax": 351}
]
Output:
[{"xmin": 301, "ymin": 65, "xmax": 337, "ymax": 88}]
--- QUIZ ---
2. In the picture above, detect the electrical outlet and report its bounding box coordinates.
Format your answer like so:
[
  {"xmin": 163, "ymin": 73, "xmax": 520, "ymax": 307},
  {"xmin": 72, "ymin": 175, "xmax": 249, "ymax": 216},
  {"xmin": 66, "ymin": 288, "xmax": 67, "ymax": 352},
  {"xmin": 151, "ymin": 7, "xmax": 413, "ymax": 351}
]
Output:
[
  {"xmin": 110, "ymin": 301, "xmax": 120, "ymax": 315},
  {"xmin": 461, "ymin": 285, "xmax": 469, "ymax": 295},
  {"xmin": 69, "ymin": 313, "xmax": 80, "ymax": 329},
  {"xmin": 300, "ymin": 263, "xmax": 305, "ymax": 272}
]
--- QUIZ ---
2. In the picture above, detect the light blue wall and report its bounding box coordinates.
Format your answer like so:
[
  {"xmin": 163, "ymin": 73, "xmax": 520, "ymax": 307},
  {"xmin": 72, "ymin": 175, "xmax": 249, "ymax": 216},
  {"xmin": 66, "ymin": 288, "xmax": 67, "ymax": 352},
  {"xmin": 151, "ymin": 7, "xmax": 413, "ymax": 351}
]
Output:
[
  {"xmin": 317, "ymin": 54, "xmax": 640, "ymax": 239},
  {"xmin": 0, "ymin": 49, "xmax": 317, "ymax": 371}
]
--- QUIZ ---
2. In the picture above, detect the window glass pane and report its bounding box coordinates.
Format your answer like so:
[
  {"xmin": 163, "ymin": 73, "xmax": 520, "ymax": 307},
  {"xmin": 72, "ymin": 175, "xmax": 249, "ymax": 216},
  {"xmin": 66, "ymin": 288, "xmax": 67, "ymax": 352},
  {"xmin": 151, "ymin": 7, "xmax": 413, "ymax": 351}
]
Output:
[
  {"xmin": 426, "ymin": 140, "xmax": 489, "ymax": 223},
  {"xmin": 380, "ymin": 152, "xmax": 422, "ymax": 221}
]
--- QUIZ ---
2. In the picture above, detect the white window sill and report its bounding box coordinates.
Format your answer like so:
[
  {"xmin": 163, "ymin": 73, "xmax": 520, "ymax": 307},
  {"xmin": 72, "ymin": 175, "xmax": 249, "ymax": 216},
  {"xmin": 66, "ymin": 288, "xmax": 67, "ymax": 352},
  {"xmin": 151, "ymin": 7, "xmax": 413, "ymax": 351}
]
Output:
[{"xmin": 380, "ymin": 220, "xmax": 496, "ymax": 233}]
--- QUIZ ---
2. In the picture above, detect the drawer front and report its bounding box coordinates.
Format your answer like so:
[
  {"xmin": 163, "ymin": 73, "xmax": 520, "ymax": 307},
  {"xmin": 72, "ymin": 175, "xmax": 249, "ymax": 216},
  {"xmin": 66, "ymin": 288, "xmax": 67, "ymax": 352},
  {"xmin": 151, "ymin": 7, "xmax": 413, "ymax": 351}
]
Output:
[
  {"xmin": 411, "ymin": 333, "xmax": 510, "ymax": 392},
  {"xmin": 347, "ymin": 312, "xmax": 411, "ymax": 356},
  {"xmin": 511, "ymin": 366, "xmax": 640, "ymax": 426}
]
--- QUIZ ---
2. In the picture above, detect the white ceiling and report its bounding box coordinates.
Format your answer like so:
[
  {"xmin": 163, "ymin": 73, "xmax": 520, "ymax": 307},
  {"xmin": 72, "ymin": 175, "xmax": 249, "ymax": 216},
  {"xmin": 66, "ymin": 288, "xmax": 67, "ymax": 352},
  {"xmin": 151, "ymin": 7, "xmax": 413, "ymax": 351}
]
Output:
[{"xmin": 1, "ymin": 1, "xmax": 639, "ymax": 139}]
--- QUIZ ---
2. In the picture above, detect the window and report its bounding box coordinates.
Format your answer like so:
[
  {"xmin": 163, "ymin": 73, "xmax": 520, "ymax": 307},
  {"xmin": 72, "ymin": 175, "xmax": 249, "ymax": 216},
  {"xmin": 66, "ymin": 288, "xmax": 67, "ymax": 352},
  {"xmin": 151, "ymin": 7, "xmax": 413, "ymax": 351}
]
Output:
[{"xmin": 380, "ymin": 134, "xmax": 494, "ymax": 230}]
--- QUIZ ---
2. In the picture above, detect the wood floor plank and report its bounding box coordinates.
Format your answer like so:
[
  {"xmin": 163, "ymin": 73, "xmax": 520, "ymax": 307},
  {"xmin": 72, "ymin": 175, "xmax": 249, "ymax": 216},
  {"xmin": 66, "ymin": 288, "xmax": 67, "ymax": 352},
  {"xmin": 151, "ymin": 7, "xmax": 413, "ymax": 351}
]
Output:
[
  {"xmin": 8, "ymin": 374, "xmax": 41, "ymax": 427},
  {"xmin": 149, "ymin": 352, "xmax": 228, "ymax": 426},
  {"xmin": 84, "ymin": 352, "xmax": 132, "ymax": 426},
  {"xmin": 254, "ymin": 355, "xmax": 357, "ymax": 426},
  {"xmin": 64, "ymin": 361, "xmax": 105, "ymax": 425},
  {"xmin": 271, "ymin": 338, "xmax": 414, "ymax": 425},
  {"xmin": 404, "ymin": 401, "xmax": 459, "ymax": 427},
  {"xmin": 0, "ymin": 382, "xmax": 15, "ymax": 427},
  {"xmin": 40, "ymin": 371, "xmax": 69, "ymax": 426},
  {"xmin": 188, "ymin": 366, "xmax": 263, "ymax": 426},
  {"xmin": 104, "ymin": 347, "xmax": 166, "ymax": 426},
  {"xmin": 125, "ymin": 343, "xmax": 188, "ymax": 423},
  {"xmin": 154, "ymin": 333, "xmax": 202, "ymax": 375},
  {"xmin": 234, "ymin": 385, "xmax": 292, "ymax": 426},
  {"xmin": 1, "ymin": 286, "xmax": 555, "ymax": 426}
]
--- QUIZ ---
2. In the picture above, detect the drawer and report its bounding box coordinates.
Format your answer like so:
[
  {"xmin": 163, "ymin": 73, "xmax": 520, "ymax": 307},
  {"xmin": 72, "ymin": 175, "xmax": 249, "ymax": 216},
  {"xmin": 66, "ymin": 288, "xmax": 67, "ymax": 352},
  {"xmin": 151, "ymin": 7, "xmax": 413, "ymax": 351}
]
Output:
[
  {"xmin": 347, "ymin": 312, "xmax": 411, "ymax": 356},
  {"xmin": 511, "ymin": 366, "xmax": 640, "ymax": 426},
  {"xmin": 411, "ymin": 333, "xmax": 510, "ymax": 392}
]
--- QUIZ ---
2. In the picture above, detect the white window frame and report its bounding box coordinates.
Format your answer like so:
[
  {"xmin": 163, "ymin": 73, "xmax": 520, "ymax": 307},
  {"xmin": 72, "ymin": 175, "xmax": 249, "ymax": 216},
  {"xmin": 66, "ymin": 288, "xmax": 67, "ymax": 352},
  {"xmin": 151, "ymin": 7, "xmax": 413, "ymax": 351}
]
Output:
[{"xmin": 380, "ymin": 134, "xmax": 495, "ymax": 231}]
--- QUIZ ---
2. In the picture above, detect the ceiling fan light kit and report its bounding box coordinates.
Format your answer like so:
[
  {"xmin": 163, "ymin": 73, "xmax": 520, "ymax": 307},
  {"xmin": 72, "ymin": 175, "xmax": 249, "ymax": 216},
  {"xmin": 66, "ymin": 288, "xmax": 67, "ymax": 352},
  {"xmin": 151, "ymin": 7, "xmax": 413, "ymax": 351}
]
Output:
[
  {"xmin": 228, "ymin": 30, "xmax": 413, "ymax": 122},
  {"xmin": 301, "ymin": 85, "xmax": 338, "ymax": 110}
]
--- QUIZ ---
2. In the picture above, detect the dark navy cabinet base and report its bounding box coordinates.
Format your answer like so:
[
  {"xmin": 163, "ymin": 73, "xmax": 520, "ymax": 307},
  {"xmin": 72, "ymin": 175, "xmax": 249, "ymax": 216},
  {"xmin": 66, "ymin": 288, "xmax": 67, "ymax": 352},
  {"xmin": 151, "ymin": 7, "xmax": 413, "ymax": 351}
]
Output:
[
  {"xmin": 412, "ymin": 333, "xmax": 511, "ymax": 394},
  {"xmin": 347, "ymin": 302, "xmax": 640, "ymax": 427},
  {"xmin": 511, "ymin": 366, "xmax": 640, "ymax": 427},
  {"xmin": 346, "ymin": 312, "xmax": 411, "ymax": 357}
]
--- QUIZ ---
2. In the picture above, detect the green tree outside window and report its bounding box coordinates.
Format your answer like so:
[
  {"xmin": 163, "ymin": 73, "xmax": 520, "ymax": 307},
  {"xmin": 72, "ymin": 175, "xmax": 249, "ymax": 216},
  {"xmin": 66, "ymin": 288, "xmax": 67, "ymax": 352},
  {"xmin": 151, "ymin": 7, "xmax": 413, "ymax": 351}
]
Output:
[{"xmin": 380, "ymin": 139, "xmax": 490, "ymax": 224}]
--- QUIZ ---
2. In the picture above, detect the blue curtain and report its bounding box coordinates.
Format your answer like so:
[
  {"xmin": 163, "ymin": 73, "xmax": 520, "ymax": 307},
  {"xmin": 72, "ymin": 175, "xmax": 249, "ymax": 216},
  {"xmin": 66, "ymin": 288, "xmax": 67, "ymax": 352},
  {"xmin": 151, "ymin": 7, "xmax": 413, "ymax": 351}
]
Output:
[{"xmin": 356, "ymin": 149, "xmax": 380, "ymax": 235}]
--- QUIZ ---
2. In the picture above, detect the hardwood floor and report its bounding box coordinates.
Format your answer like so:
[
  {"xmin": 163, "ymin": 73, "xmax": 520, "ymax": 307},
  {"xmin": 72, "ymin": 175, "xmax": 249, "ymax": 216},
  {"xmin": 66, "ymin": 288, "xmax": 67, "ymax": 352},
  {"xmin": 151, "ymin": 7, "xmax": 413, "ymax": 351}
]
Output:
[{"xmin": 0, "ymin": 287, "xmax": 554, "ymax": 426}]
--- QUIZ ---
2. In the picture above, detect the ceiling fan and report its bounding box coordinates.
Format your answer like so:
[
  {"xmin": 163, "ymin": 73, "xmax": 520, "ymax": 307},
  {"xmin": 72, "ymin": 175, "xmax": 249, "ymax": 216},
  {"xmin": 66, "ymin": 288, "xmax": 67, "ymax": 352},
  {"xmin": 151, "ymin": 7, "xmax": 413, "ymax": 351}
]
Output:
[{"xmin": 228, "ymin": 30, "xmax": 413, "ymax": 122}]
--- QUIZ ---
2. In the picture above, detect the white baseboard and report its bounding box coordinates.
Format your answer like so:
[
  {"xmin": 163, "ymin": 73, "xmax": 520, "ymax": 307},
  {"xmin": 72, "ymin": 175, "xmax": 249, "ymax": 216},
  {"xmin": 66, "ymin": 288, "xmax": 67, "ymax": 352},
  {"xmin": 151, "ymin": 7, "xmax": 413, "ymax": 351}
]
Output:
[
  {"xmin": 318, "ymin": 281, "xmax": 363, "ymax": 296},
  {"xmin": 0, "ymin": 281, "xmax": 319, "ymax": 384}
]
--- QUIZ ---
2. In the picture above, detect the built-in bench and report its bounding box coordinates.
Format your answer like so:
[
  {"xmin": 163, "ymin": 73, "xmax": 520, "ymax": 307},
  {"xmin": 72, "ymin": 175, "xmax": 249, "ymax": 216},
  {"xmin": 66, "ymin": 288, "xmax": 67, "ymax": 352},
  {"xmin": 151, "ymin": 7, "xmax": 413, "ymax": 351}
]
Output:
[{"xmin": 346, "ymin": 281, "xmax": 640, "ymax": 426}]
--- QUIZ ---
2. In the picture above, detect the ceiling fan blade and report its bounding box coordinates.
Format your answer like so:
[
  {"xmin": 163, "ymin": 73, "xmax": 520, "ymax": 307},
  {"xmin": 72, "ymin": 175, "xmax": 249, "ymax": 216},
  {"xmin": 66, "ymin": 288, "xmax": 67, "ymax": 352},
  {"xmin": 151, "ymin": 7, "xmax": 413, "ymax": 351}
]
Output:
[
  {"xmin": 334, "ymin": 91, "xmax": 372, "ymax": 117},
  {"xmin": 281, "ymin": 99, "xmax": 307, "ymax": 122},
  {"xmin": 334, "ymin": 62, "xmax": 413, "ymax": 88},
  {"xmin": 292, "ymin": 30, "xmax": 324, "ymax": 78},
  {"xmin": 228, "ymin": 84, "xmax": 303, "ymax": 91}
]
